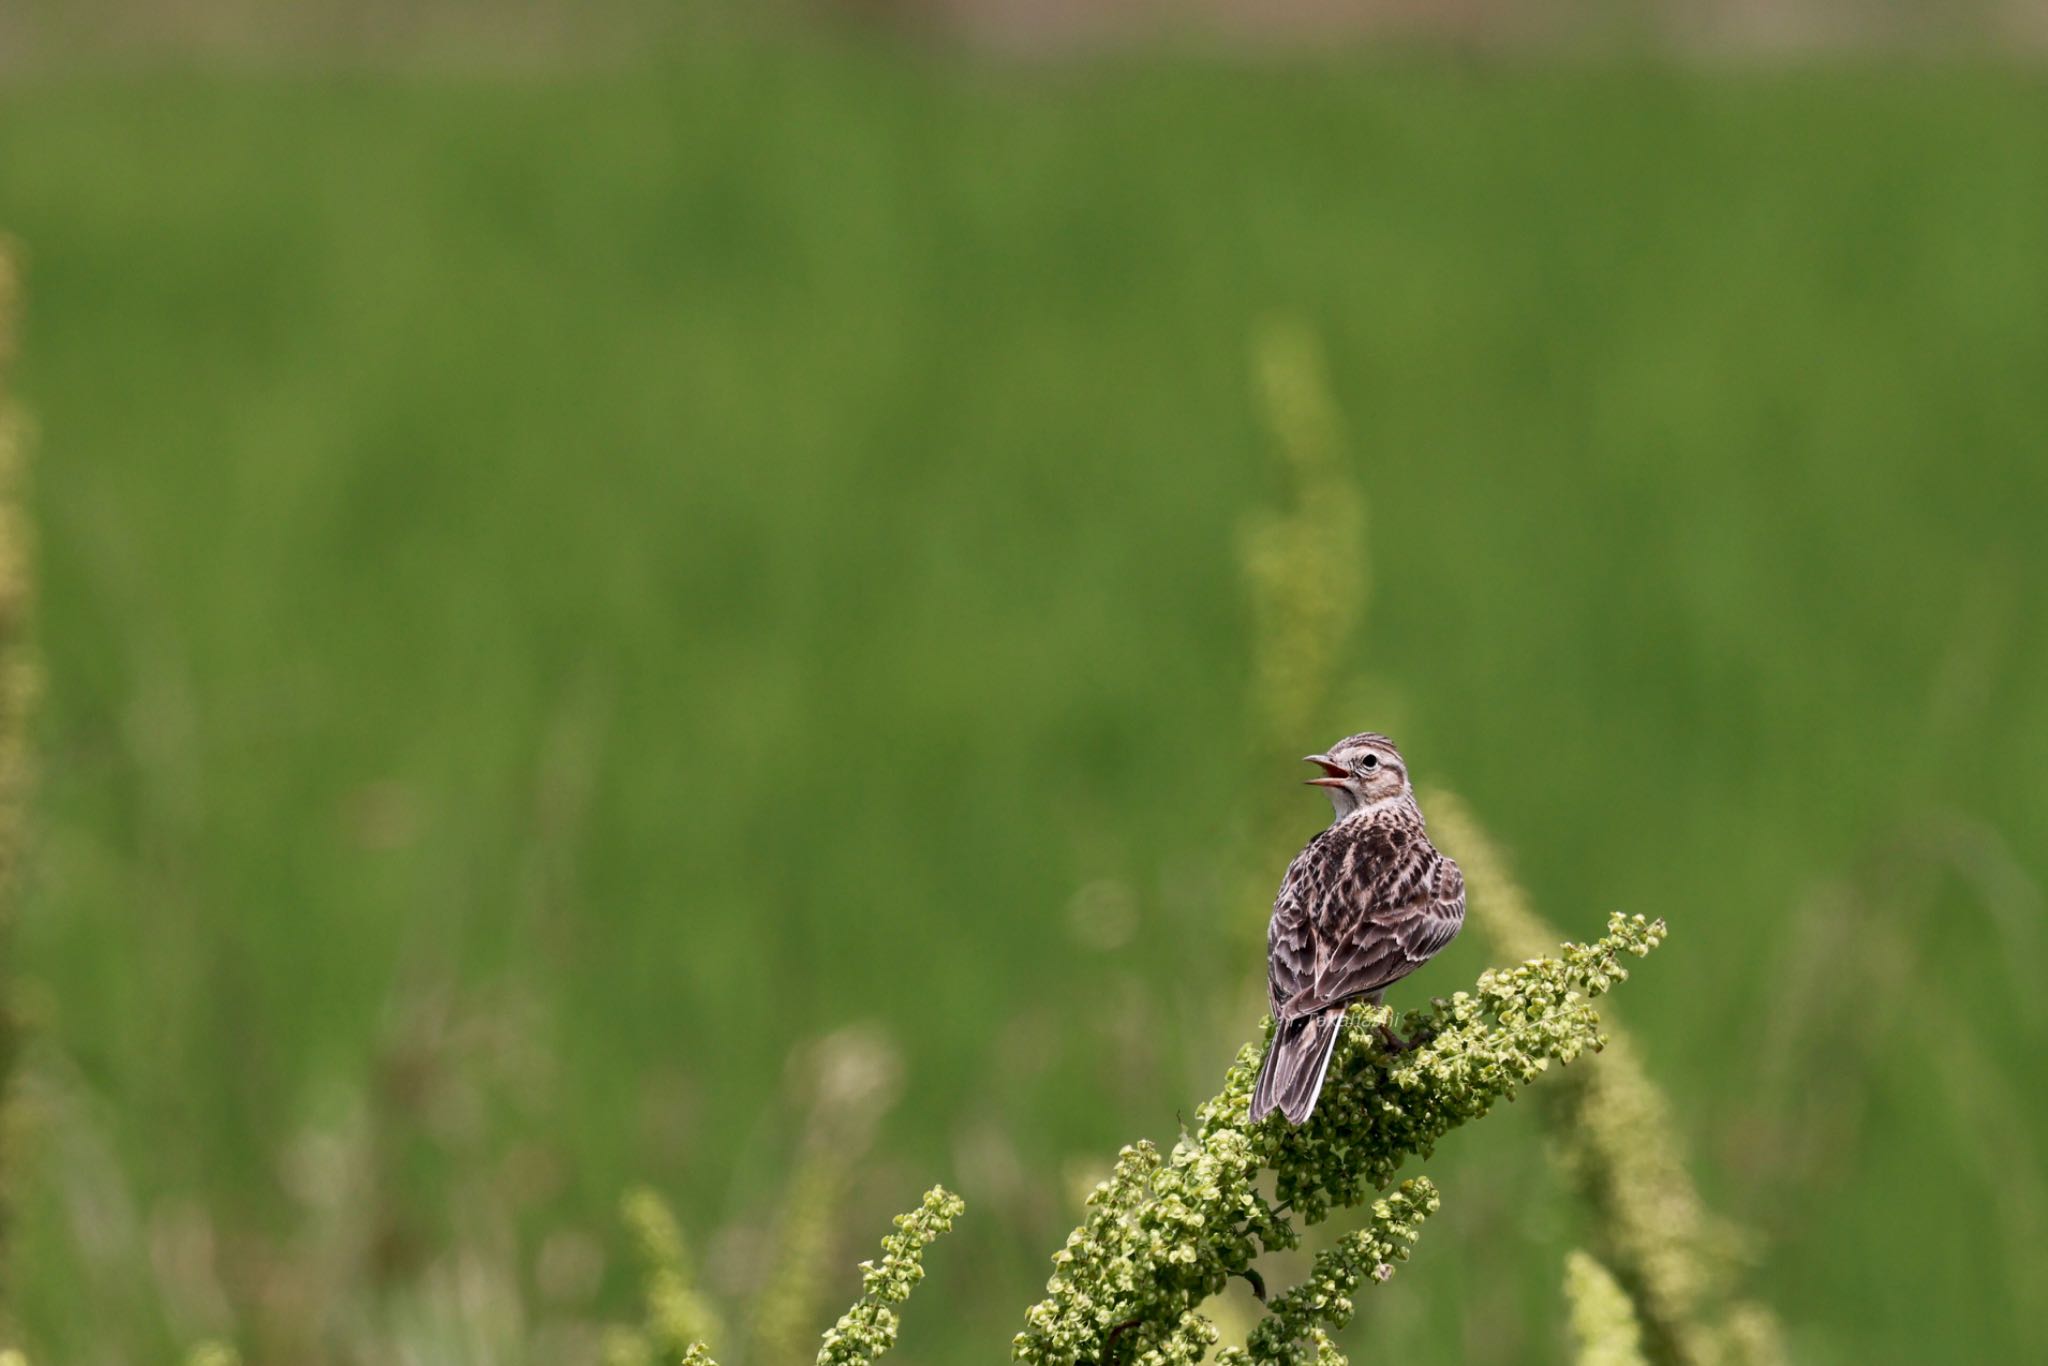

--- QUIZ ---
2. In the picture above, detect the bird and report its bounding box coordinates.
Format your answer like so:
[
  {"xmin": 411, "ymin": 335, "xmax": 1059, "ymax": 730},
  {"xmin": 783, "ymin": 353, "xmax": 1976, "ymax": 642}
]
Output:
[{"xmin": 1250, "ymin": 732, "xmax": 1465, "ymax": 1126}]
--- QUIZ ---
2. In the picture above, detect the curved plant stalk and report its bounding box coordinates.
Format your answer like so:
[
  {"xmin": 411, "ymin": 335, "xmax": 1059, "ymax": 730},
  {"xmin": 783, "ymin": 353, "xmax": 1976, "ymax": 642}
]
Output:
[
  {"xmin": 1564, "ymin": 1250, "xmax": 1648, "ymax": 1366},
  {"xmin": 1430, "ymin": 791, "xmax": 1784, "ymax": 1366}
]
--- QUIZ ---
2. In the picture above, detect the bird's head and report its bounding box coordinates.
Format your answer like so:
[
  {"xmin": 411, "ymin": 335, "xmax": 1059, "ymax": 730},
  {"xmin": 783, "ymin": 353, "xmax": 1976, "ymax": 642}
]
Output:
[{"xmin": 1303, "ymin": 732, "xmax": 1411, "ymax": 819}]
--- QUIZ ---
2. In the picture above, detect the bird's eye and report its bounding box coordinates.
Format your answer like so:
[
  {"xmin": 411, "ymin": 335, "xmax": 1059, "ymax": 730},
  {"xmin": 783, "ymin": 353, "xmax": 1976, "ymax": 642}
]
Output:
[{"xmin": 1361, "ymin": 754, "xmax": 1379, "ymax": 770}]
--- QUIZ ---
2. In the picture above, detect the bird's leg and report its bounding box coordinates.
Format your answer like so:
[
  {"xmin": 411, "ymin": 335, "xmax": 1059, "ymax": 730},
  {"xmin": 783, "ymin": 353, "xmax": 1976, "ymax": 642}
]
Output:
[
  {"xmin": 1362, "ymin": 994, "xmax": 1404, "ymax": 1053},
  {"xmin": 1376, "ymin": 1008, "xmax": 1437, "ymax": 1055},
  {"xmin": 1369, "ymin": 995, "xmax": 1435, "ymax": 1054},
  {"xmin": 1094, "ymin": 1317, "xmax": 1143, "ymax": 1365},
  {"xmin": 1380, "ymin": 1022, "xmax": 1438, "ymax": 1053}
]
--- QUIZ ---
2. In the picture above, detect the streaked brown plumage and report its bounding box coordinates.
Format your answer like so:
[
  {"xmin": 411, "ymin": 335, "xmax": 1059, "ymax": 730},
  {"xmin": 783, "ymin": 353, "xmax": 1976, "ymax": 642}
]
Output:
[{"xmin": 1251, "ymin": 733, "xmax": 1465, "ymax": 1125}]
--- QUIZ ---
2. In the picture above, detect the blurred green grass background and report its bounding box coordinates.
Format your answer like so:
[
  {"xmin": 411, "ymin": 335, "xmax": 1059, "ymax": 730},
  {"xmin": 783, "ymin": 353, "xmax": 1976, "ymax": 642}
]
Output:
[{"xmin": 2, "ymin": 42, "xmax": 2045, "ymax": 1364}]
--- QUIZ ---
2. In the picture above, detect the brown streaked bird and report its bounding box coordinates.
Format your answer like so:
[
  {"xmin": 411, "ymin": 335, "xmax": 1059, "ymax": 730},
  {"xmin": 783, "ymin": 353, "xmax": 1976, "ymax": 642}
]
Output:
[{"xmin": 1250, "ymin": 732, "xmax": 1465, "ymax": 1125}]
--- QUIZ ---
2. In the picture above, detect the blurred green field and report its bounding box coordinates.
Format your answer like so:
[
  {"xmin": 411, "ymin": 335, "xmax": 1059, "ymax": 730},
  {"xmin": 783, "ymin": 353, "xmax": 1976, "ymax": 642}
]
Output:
[{"xmin": 2, "ymin": 47, "xmax": 2045, "ymax": 1364}]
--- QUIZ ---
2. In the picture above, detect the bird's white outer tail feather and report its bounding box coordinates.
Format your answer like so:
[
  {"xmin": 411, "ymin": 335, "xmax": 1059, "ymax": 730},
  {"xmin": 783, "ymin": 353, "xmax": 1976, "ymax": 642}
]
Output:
[{"xmin": 1250, "ymin": 1010, "xmax": 1347, "ymax": 1125}]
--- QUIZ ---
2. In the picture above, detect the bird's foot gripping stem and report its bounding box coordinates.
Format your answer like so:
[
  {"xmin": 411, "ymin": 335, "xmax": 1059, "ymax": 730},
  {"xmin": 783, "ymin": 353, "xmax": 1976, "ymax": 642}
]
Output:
[{"xmin": 1376, "ymin": 1019, "xmax": 1436, "ymax": 1055}]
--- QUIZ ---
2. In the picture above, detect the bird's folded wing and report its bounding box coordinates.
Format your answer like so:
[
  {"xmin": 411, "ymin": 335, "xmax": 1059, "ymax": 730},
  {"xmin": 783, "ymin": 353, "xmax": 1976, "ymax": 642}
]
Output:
[
  {"xmin": 1303, "ymin": 852, "xmax": 1465, "ymax": 1014},
  {"xmin": 1268, "ymin": 895, "xmax": 1317, "ymax": 1018}
]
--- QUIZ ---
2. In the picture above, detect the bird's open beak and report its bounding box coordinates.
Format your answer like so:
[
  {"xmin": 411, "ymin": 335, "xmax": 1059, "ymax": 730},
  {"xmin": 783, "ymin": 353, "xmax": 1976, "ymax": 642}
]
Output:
[{"xmin": 1303, "ymin": 755, "xmax": 1351, "ymax": 787}]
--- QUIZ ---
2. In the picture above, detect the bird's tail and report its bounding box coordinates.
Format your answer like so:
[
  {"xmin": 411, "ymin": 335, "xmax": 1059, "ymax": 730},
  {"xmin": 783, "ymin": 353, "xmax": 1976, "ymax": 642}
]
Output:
[{"xmin": 1250, "ymin": 1009, "xmax": 1347, "ymax": 1125}]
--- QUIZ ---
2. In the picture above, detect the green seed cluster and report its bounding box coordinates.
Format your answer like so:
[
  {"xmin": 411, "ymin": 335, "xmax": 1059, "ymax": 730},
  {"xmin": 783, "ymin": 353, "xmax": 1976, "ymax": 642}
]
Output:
[
  {"xmin": 1015, "ymin": 1131, "xmax": 1283, "ymax": 1366},
  {"xmin": 1013, "ymin": 913, "xmax": 1666, "ymax": 1366},
  {"xmin": 814, "ymin": 1185, "xmax": 967, "ymax": 1366},
  {"xmin": 1228, "ymin": 1180, "xmax": 1438, "ymax": 1365},
  {"xmin": 603, "ymin": 1183, "xmax": 963, "ymax": 1366}
]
